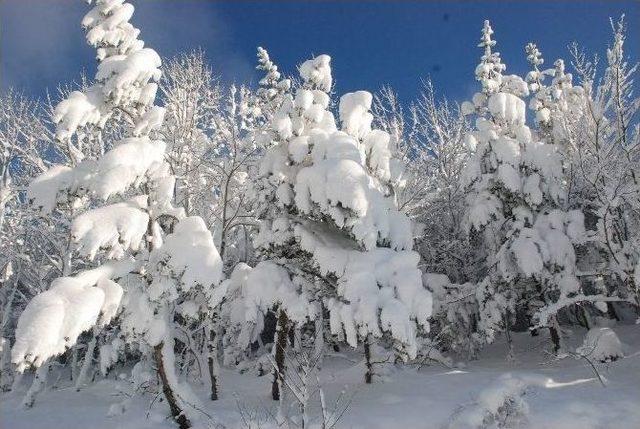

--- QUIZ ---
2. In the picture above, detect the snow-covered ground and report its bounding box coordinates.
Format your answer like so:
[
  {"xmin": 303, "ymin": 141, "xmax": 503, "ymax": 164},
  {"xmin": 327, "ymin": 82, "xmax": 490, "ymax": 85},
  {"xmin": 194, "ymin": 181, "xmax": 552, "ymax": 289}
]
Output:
[{"xmin": 2, "ymin": 324, "xmax": 639, "ymax": 429}]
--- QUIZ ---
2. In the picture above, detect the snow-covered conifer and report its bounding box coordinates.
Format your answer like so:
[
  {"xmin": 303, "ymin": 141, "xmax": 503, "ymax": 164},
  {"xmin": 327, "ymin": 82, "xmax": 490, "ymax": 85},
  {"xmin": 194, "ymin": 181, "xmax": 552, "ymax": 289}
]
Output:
[
  {"xmin": 12, "ymin": 2, "xmax": 224, "ymax": 427},
  {"xmin": 462, "ymin": 21, "xmax": 584, "ymax": 354},
  {"xmin": 250, "ymin": 54, "xmax": 431, "ymax": 387}
]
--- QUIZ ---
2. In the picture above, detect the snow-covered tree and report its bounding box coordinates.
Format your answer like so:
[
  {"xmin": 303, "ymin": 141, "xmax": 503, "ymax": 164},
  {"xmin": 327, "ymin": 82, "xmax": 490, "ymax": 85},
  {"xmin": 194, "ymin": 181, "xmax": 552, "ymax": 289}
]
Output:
[
  {"xmin": 523, "ymin": 19, "xmax": 640, "ymax": 329},
  {"xmin": 11, "ymin": 2, "xmax": 224, "ymax": 427},
  {"xmin": 249, "ymin": 54, "xmax": 431, "ymax": 389},
  {"xmin": 565, "ymin": 18, "xmax": 640, "ymax": 311},
  {"xmin": 462, "ymin": 21, "xmax": 584, "ymax": 354}
]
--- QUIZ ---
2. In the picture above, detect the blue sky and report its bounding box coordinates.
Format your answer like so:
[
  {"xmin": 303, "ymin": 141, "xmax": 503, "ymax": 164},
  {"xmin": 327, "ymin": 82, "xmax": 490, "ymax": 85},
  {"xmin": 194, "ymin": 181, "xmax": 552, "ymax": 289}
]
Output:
[{"xmin": 1, "ymin": 1, "xmax": 638, "ymax": 105}]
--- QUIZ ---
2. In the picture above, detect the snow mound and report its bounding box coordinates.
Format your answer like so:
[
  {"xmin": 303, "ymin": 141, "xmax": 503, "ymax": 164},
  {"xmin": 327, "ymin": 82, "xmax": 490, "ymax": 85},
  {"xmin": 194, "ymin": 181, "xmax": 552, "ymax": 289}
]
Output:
[
  {"xmin": 577, "ymin": 327, "xmax": 624, "ymax": 363},
  {"xmin": 449, "ymin": 373, "xmax": 550, "ymax": 429}
]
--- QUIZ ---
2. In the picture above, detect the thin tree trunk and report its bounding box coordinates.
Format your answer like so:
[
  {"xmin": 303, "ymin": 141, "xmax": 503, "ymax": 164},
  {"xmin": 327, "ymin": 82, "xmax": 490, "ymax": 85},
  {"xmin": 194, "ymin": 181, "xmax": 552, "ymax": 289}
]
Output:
[
  {"xmin": 549, "ymin": 316, "xmax": 561, "ymax": 355},
  {"xmin": 0, "ymin": 337, "xmax": 11, "ymax": 391},
  {"xmin": 146, "ymin": 215, "xmax": 190, "ymax": 429},
  {"xmin": 272, "ymin": 309, "xmax": 289, "ymax": 401},
  {"xmin": 75, "ymin": 333, "xmax": 97, "ymax": 391},
  {"xmin": 314, "ymin": 315, "xmax": 324, "ymax": 359},
  {"xmin": 70, "ymin": 345, "xmax": 79, "ymax": 381},
  {"xmin": 207, "ymin": 326, "xmax": 219, "ymax": 400},
  {"xmin": 153, "ymin": 341, "xmax": 191, "ymax": 429},
  {"xmin": 0, "ymin": 274, "xmax": 18, "ymax": 391},
  {"xmin": 22, "ymin": 362, "xmax": 50, "ymax": 408},
  {"xmin": 364, "ymin": 335, "xmax": 373, "ymax": 384},
  {"xmin": 504, "ymin": 313, "xmax": 514, "ymax": 360}
]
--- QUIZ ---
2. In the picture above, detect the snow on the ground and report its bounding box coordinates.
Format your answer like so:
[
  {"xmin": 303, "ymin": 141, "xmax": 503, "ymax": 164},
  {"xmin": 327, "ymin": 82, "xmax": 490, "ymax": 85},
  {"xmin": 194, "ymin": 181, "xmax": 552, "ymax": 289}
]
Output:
[{"xmin": 2, "ymin": 325, "xmax": 639, "ymax": 429}]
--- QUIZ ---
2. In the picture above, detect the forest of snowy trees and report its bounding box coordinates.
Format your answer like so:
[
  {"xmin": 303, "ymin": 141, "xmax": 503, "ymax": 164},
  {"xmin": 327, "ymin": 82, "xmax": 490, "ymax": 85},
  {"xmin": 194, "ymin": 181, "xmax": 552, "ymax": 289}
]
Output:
[{"xmin": 1, "ymin": 1, "xmax": 639, "ymax": 429}]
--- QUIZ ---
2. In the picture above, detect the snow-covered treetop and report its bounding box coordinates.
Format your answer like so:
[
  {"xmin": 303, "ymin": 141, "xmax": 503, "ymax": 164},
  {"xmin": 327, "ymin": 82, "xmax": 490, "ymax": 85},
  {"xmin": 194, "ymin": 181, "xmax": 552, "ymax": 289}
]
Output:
[
  {"xmin": 83, "ymin": 0, "xmax": 143, "ymax": 61},
  {"xmin": 257, "ymin": 47, "xmax": 281, "ymax": 89},
  {"xmin": 525, "ymin": 43, "xmax": 543, "ymax": 69},
  {"xmin": 523, "ymin": 41, "xmax": 585, "ymax": 144},
  {"xmin": 54, "ymin": 0, "xmax": 163, "ymax": 141},
  {"xmin": 524, "ymin": 43, "xmax": 549, "ymax": 95},
  {"xmin": 299, "ymin": 55, "xmax": 333, "ymax": 92},
  {"xmin": 475, "ymin": 20, "xmax": 506, "ymax": 95}
]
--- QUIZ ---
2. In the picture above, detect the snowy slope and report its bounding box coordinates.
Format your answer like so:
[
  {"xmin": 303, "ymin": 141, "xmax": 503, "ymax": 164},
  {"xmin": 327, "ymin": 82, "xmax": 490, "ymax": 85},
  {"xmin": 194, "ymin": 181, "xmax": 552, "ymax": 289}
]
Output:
[{"xmin": 2, "ymin": 325, "xmax": 639, "ymax": 429}]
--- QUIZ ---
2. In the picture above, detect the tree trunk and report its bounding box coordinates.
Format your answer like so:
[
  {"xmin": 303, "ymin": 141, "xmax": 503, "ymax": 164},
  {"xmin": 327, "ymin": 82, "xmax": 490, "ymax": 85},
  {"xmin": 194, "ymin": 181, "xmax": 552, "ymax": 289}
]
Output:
[
  {"xmin": 207, "ymin": 326, "xmax": 219, "ymax": 401},
  {"xmin": 75, "ymin": 334, "xmax": 97, "ymax": 391},
  {"xmin": 0, "ymin": 337, "xmax": 12, "ymax": 391},
  {"xmin": 272, "ymin": 309, "xmax": 289, "ymax": 401},
  {"xmin": 0, "ymin": 274, "xmax": 18, "ymax": 391},
  {"xmin": 153, "ymin": 342, "xmax": 191, "ymax": 429},
  {"xmin": 504, "ymin": 313, "xmax": 514, "ymax": 360},
  {"xmin": 364, "ymin": 335, "xmax": 373, "ymax": 384},
  {"xmin": 314, "ymin": 315, "xmax": 324, "ymax": 359},
  {"xmin": 22, "ymin": 362, "xmax": 50, "ymax": 408},
  {"xmin": 549, "ymin": 324, "xmax": 561, "ymax": 355}
]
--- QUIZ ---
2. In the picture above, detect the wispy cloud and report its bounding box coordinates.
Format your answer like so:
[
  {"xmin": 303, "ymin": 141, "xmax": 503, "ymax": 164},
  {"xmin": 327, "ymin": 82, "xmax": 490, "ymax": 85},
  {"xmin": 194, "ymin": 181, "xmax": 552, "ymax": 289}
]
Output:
[
  {"xmin": 0, "ymin": 0, "xmax": 255, "ymax": 98},
  {"xmin": 1, "ymin": 0, "xmax": 89, "ymax": 95}
]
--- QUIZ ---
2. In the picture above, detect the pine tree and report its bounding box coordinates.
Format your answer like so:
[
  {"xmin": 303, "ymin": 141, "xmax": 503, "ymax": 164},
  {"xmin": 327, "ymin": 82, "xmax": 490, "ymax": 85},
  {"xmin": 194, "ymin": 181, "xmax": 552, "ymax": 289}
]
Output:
[
  {"xmin": 251, "ymin": 54, "xmax": 431, "ymax": 387},
  {"xmin": 11, "ymin": 2, "xmax": 224, "ymax": 427},
  {"xmin": 462, "ymin": 21, "xmax": 584, "ymax": 354}
]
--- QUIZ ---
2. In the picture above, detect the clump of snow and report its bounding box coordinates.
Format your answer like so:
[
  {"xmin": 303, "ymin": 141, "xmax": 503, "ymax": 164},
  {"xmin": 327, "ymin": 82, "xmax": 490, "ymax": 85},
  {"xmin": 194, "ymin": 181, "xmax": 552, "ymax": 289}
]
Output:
[
  {"xmin": 90, "ymin": 136, "xmax": 166, "ymax": 199},
  {"xmin": 53, "ymin": 87, "xmax": 104, "ymax": 140},
  {"xmin": 299, "ymin": 54, "xmax": 332, "ymax": 92},
  {"xmin": 27, "ymin": 165, "xmax": 76, "ymax": 212},
  {"xmin": 71, "ymin": 197, "xmax": 149, "ymax": 260},
  {"xmin": 11, "ymin": 260, "xmax": 136, "ymax": 372},
  {"xmin": 576, "ymin": 327, "xmax": 624, "ymax": 363},
  {"xmin": 96, "ymin": 278, "xmax": 124, "ymax": 326},
  {"xmin": 449, "ymin": 373, "xmax": 551, "ymax": 429},
  {"xmin": 295, "ymin": 157, "xmax": 412, "ymax": 250},
  {"xmin": 339, "ymin": 91, "xmax": 374, "ymax": 139},
  {"xmin": 149, "ymin": 216, "xmax": 223, "ymax": 296},
  {"xmin": 28, "ymin": 136, "xmax": 165, "ymax": 213},
  {"xmin": 295, "ymin": 221, "xmax": 430, "ymax": 358},
  {"xmin": 82, "ymin": 0, "xmax": 143, "ymax": 60},
  {"xmin": 237, "ymin": 261, "xmax": 316, "ymax": 325},
  {"xmin": 133, "ymin": 105, "xmax": 165, "ymax": 136},
  {"xmin": 96, "ymin": 48, "xmax": 162, "ymax": 106},
  {"xmin": 12, "ymin": 279, "xmax": 105, "ymax": 372},
  {"xmin": 487, "ymin": 92, "xmax": 526, "ymax": 125}
]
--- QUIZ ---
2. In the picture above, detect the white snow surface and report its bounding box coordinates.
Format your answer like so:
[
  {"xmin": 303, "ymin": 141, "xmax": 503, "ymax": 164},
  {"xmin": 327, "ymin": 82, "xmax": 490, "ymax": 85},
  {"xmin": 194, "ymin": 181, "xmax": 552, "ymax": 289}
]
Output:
[
  {"xmin": 3, "ymin": 326, "xmax": 639, "ymax": 429},
  {"xmin": 576, "ymin": 327, "xmax": 624, "ymax": 362}
]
